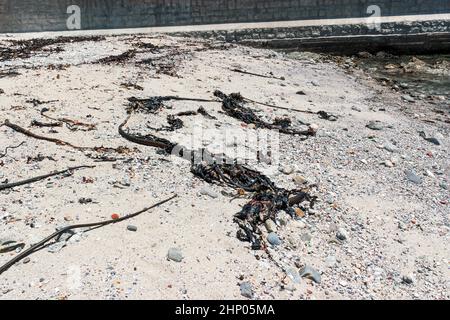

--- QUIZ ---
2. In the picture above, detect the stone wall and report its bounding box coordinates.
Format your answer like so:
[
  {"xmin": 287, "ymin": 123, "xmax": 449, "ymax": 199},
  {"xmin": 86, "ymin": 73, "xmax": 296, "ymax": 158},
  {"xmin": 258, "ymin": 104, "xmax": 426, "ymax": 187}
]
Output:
[
  {"xmin": 0, "ymin": 0, "xmax": 449, "ymax": 33},
  {"xmin": 176, "ymin": 19, "xmax": 450, "ymax": 54}
]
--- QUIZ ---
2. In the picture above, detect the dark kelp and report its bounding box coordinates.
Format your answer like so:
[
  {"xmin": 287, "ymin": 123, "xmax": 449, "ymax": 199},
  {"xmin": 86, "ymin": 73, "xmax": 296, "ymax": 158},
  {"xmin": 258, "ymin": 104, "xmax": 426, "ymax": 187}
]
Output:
[{"xmin": 119, "ymin": 92, "xmax": 318, "ymax": 249}]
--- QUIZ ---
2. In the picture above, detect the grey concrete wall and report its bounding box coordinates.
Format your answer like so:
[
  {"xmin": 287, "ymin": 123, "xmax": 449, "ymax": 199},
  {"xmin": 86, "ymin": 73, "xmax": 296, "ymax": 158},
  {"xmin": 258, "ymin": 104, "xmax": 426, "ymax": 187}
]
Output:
[{"xmin": 0, "ymin": 0, "xmax": 449, "ymax": 33}]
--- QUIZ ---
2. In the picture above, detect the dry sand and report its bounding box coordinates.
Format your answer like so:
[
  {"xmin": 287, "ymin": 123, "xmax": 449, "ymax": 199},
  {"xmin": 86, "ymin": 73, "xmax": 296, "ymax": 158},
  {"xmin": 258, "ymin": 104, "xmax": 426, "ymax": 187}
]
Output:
[{"xmin": 0, "ymin": 34, "xmax": 448, "ymax": 300}]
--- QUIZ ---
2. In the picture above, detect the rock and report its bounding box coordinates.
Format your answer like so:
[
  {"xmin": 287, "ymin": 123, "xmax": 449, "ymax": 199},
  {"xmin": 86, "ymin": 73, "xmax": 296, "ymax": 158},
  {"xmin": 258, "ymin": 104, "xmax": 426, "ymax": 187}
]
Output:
[
  {"xmin": 296, "ymin": 90, "xmax": 306, "ymax": 95},
  {"xmin": 405, "ymin": 170, "xmax": 422, "ymax": 184},
  {"xmin": 300, "ymin": 265, "xmax": 321, "ymax": 284},
  {"xmin": 383, "ymin": 143, "xmax": 398, "ymax": 153},
  {"xmin": 425, "ymin": 170, "xmax": 435, "ymax": 178},
  {"xmin": 325, "ymin": 256, "xmax": 337, "ymax": 268},
  {"xmin": 47, "ymin": 241, "xmax": 67, "ymax": 253},
  {"xmin": 78, "ymin": 197, "xmax": 93, "ymax": 204},
  {"xmin": 419, "ymin": 131, "xmax": 442, "ymax": 146},
  {"xmin": 358, "ymin": 51, "xmax": 372, "ymax": 58},
  {"xmin": 127, "ymin": 225, "xmax": 137, "ymax": 232},
  {"xmin": 279, "ymin": 165, "xmax": 294, "ymax": 175},
  {"xmin": 300, "ymin": 232, "xmax": 312, "ymax": 242},
  {"xmin": 294, "ymin": 208, "xmax": 306, "ymax": 218},
  {"xmin": 366, "ymin": 121, "xmax": 384, "ymax": 131},
  {"xmin": 351, "ymin": 106, "xmax": 362, "ymax": 112},
  {"xmin": 336, "ymin": 228, "xmax": 348, "ymax": 241},
  {"xmin": 23, "ymin": 257, "xmax": 31, "ymax": 264},
  {"xmin": 285, "ymin": 267, "xmax": 301, "ymax": 284},
  {"xmin": 247, "ymin": 124, "xmax": 256, "ymax": 130},
  {"xmin": 199, "ymin": 187, "xmax": 219, "ymax": 199},
  {"xmin": 440, "ymin": 182, "xmax": 448, "ymax": 190},
  {"xmin": 167, "ymin": 248, "xmax": 183, "ymax": 262},
  {"xmin": 308, "ymin": 123, "xmax": 319, "ymax": 135},
  {"xmin": 402, "ymin": 274, "xmax": 414, "ymax": 285},
  {"xmin": 55, "ymin": 228, "xmax": 75, "ymax": 242},
  {"xmin": 311, "ymin": 81, "xmax": 320, "ymax": 87},
  {"xmin": 267, "ymin": 233, "xmax": 281, "ymax": 246},
  {"xmin": 292, "ymin": 175, "xmax": 307, "ymax": 185},
  {"xmin": 264, "ymin": 219, "xmax": 277, "ymax": 233},
  {"xmin": 277, "ymin": 212, "xmax": 290, "ymax": 226},
  {"xmin": 383, "ymin": 160, "xmax": 394, "ymax": 168},
  {"xmin": 239, "ymin": 282, "xmax": 254, "ymax": 298},
  {"xmin": 402, "ymin": 95, "xmax": 415, "ymax": 103}
]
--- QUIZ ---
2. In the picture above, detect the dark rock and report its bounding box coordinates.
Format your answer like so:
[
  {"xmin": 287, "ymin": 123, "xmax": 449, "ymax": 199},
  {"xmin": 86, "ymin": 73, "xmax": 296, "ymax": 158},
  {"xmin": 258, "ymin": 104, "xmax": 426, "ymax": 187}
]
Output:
[{"xmin": 127, "ymin": 225, "xmax": 137, "ymax": 232}]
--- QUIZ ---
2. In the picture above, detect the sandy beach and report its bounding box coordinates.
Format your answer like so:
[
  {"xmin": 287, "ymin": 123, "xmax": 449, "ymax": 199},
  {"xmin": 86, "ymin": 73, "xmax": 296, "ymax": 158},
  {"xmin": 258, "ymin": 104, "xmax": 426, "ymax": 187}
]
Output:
[{"xmin": 0, "ymin": 34, "xmax": 448, "ymax": 300}]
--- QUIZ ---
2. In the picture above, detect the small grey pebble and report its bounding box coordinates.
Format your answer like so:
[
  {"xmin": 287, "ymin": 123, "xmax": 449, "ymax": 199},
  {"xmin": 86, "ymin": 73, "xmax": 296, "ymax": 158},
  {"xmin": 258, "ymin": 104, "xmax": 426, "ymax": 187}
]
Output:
[
  {"xmin": 405, "ymin": 170, "xmax": 422, "ymax": 184},
  {"xmin": 267, "ymin": 233, "xmax": 282, "ymax": 246},
  {"xmin": 300, "ymin": 265, "xmax": 321, "ymax": 284},
  {"xmin": 167, "ymin": 248, "xmax": 183, "ymax": 262},
  {"xmin": 127, "ymin": 225, "xmax": 137, "ymax": 232},
  {"xmin": 239, "ymin": 282, "xmax": 254, "ymax": 298}
]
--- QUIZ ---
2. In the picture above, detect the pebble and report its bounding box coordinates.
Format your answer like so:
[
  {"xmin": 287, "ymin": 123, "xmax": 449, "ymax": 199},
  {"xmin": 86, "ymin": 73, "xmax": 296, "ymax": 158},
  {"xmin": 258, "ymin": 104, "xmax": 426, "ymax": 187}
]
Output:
[
  {"xmin": 280, "ymin": 165, "xmax": 294, "ymax": 175},
  {"xmin": 383, "ymin": 160, "xmax": 394, "ymax": 168},
  {"xmin": 402, "ymin": 274, "xmax": 414, "ymax": 285},
  {"xmin": 23, "ymin": 257, "xmax": 31, "ymax": 264},
  {"xmin": 285, "ymin": 267, "xmax": 301, "ymax": 284},
  {"xmin": 300, "ymin": 233, "xmax": 312, "ymax": 243},
  {"xmin": 199, "ymin": 187, "xmax": 219, "ymax": 199},
  {"xmin": 292, "ymin": 175, "xmax": 307, "ymax": 185},
  {"xmin": 325, "ymin": 255, "xmax": 337, "ymax": 267},
  {"xmin": 383, "ymin": 143, "xmax": 398, "ymax": 153},
  {"xmin": 127, "ymin": 225, "xmax": 137, "ymax": 232},
  {"xmin": 311, "ymin": 81, "xmax": 320, "ymax": 87},
  {"xmin": 267, "ymin": 233, "xmax": 281, "ymax": 246},
  {"xmin": 167, "ymin": 248, "xmax": 183, "ymax": 262},
  {"xmin": 366, "ymin": 121, "xmax": 384, "ymax": 131},
  {"xmin": 239, "ymin": 282, "xmax": 254, "ymax": 299},
  {"xmin": 440, "ymin": 182, "xmax": 448, "ymax": 190},
  {"xmin": 300, "ymin": 265, "xmax": 321, "ymax": 284},
  {"xmin": 308, "ymin": 123, "xmax": 319, "ymax": 135},
  {"xmin": 405, "ymin": 170, "xmax": 422, "ymax": 184},
  {"xmin": 402, "ymin": 95, "xmax": 415, "ymax": 103},
  {"xmin": 264, "ymin": 219, "xmax": 277, "ymax": 233},
  {"xmin": 239, "ymin": 282, "xmax": 253, "ymax": 299},
  {"xmin": 351, "ymin": 106, "xmax": 362, "ymax": 112},
  {"xmin": 420, "ymin": 132, "xmax": 442, "ymax": 146},
  {"xmin": 336, "ymin": 228, "xmax": 348, "ymax": 241},
  {"xmin": 47, "ymin": 241, "xmax": 66, "ymax": 253}
]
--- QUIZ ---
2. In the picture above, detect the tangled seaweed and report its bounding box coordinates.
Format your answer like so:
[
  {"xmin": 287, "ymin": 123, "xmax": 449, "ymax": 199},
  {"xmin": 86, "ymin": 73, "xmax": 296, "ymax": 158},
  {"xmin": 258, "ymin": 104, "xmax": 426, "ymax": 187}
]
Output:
[
  {"xmin": 214, "ymin": 90, "xmax": 314, "ymax": 136},
  {"xmin": 118, "ymin": 92, "xmax": 318, "ymax": 249},
  {"xmin": 191, "ymin": 162, "xmax": 316, "ymax": 249}
]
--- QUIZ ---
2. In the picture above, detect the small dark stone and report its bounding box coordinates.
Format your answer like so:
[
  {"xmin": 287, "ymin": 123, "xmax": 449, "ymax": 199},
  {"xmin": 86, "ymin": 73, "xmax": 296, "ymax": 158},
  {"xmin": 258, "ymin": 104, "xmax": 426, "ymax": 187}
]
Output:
[{"xmin": 127, "ymin": 225, "xmax": 137, "ymax": 232}]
